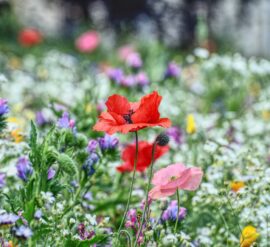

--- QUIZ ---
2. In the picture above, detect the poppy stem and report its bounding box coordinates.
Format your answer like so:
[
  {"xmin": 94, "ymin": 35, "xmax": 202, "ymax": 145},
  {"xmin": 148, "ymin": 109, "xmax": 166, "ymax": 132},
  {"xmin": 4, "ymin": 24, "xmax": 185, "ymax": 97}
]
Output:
[
  {"xmin": 117, "ymin": 131, "xmax": 139, "ymax": 238},
  {"xmin": 174, "ymin": 188, "xmax": 180, "ymax": 233},
  {"xmin": 134, "ymin": 141, "xmax": 157, "ymax": 247}
]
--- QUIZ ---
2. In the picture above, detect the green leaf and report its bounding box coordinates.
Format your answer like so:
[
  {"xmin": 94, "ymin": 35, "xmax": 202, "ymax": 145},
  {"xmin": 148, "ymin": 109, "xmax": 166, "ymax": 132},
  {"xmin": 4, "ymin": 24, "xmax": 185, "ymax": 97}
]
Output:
[
  {"xmin": 57, "ymin": 153, "xmax": 78, "ymax": 176},
  {"xmin": 29, "ymin": 121, "xmax": 38, "ymax": 150},
  {"xmin": 24, "ymin": 199, "xmax": 35, "ymax": 222},
  {"xmin": 64, "ymin": 235, "xmax": 109, "ymax": 247}
]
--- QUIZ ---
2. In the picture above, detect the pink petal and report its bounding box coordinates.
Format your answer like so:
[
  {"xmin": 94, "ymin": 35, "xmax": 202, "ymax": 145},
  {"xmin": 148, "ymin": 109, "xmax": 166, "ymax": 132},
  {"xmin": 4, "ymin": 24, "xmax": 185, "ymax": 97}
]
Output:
[
  {"xmin": 178, "ymin": 167, "xmax": 203, "ymax": 191},
  {"xmin": 151, "ymin": 163, "xmax": 186, "ymax": 186},
  {"xmin": 148, "ymin": 186, "xmax": 176, "ymax": 200}
]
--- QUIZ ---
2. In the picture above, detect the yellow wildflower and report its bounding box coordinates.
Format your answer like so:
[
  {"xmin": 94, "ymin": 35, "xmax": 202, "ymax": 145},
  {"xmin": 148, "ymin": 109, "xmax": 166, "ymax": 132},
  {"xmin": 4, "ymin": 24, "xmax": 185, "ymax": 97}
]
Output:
[
  {"xmin": 240, "ymin": 226, "xmax": 259, "ymax": 247},
  {"xmin": 11, "ymin": 129, "xmax": 24, "ymax": 143},
  {"xmin": 85, "ymin": 103, "xmax": 93, "ymax": 113},
  {"xmin": 8, "ymin": 57, "xmax": 21, "ymax": 70},
  {"xmin": 186, "ymin": 114, "xmax": 196, "ymax": 134},
  {"xmin": 249, "ymin": 82, "xmax": 261, "ymax": 97},
  {"xmin": 262, "ymin": 110, "xmax": 270, "ymax": 121},
  {"xmin": 230, "ymin": 181, "xmax": 245, "ymax": 193}
]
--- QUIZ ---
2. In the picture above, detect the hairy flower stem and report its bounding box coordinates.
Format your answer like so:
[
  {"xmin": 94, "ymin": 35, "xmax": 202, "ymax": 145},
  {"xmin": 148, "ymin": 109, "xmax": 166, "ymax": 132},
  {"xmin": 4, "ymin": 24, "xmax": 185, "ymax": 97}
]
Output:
[
  {"xmin": 174, "ymin": 188, "xmax": 180, "ymax": 233},
  {"xmin": 134, "ymin": 142, "xmax": 157, "ymax": 247},
  {"xmin": 117, "ymin": 131, "xmax": 139, "ymax": 236}
]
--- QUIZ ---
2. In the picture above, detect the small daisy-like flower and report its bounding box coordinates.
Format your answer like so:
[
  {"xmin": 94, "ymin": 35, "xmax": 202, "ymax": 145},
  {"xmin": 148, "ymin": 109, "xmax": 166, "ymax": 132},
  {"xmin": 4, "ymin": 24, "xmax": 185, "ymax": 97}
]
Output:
[
  {"xmin": 230, "ymin": 181, "xmax": 245, "ymax": 193},
  {"xmin": 11, "ymin": 129, "xmax": 24, "ymax": 143}
]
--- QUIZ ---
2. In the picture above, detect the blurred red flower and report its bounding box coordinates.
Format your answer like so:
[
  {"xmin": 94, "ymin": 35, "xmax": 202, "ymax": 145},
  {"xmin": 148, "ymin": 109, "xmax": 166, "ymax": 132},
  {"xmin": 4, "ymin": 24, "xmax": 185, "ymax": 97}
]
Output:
[
  {"xmin": 93, "ymin": 91, "xmax": 171, "ymax": 135},
  {"xmin": 117, "ymin": 141, "xmax": 169, "ymax": 172},
  {"xmin": 75, "ymin": 31, "xmax": 100, "ymax": 53},
  {"xmin": 18, "ymin": 28, "xmax": 43, "ymax": 47}
]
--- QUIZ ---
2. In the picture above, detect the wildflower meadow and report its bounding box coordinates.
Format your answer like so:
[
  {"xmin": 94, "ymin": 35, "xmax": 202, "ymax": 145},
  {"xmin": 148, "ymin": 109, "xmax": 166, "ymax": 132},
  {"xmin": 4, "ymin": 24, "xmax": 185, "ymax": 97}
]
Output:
[{"xmin": 1, "ymin": 8, "xmax": 270, "ymax": 247}]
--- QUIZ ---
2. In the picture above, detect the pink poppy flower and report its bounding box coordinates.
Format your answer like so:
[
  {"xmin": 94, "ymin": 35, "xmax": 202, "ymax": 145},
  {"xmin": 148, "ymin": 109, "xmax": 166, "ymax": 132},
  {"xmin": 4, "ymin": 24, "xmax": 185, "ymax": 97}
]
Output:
[
  {"xmin": 149, "ymin": 163, "xmax": 203, "ymax": 200},
  {"xmin": 118, "ymin": 45, "xmax": 136, "ymax": 60},
  {"xmin": 75, "ymin": 31, "xmax": 100, "ymax": 53}
]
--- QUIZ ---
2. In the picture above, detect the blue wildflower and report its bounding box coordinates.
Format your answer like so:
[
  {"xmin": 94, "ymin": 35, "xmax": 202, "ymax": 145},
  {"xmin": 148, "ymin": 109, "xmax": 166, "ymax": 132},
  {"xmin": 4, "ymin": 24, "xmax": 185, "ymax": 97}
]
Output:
[
  {"xmin": 83, "ymin": 153, "xmax": 99, "ymax": 176},
  {"xmin": 0, "ymin": 99, "xmax": 9, "ymax": 116},
  {"xmin": 164, "ymin": 62, "xmax": 181, "ymax": 79},
  {"xmin": 47, "ymin": 167, "xmax": 56, "ymax": 180},
  {"xmin": 0, "ymin": 213, "xmax": 19, "ymax": 226},
  {"xmin": 34, "ymin": 209, "xmax": 42, "ymax": 220},
  {"xmin": 57, "ymin": 112, "xmax": 75, "ymax": 129},
  {"xmin": 0, "ymin": 172, "xmax": 6, "ymax": 188},
  {"xmin": 162, "ymin": 200, "xmax": 187, "ymax": 222},
  {"xmin": 87, "ymin": 140, "xmax": 98, "ymax": 153},
  {"xmin": 98, "ymin": 134, "xmax": 119, "ymax": 152},
  {"xmin": 13, "ymin": 225, "xmax": 33, "ymax": 239},
  {"xmin": 16, "ymin": 157, "xmax": 33, "ymax": 182}
]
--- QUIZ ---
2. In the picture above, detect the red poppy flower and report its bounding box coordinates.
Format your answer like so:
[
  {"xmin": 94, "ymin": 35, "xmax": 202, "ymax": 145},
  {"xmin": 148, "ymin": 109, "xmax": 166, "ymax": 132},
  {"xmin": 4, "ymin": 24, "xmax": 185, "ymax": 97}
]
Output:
[
  {"xmin": 117, "ymin": 141, "xmax": 169, "ymax": 172},
  {"xmin": 18, "ymin": 28, "xmax": 43, "ymax": 47},
  {"xmin": 93, "ymin": 91, "xmax": 171, "ymax": 134}
]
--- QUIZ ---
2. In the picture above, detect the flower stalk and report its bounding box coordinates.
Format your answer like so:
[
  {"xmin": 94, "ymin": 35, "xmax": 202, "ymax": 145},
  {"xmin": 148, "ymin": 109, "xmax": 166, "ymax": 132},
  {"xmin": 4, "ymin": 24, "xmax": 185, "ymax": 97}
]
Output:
[
  {"xmin": 134, "ymin": 141, "xmax": 157, "ymax": 247},
  {"xmin": 174, "ymin": 188, "xmax": 180, "ymax": 233},
  {"xmin": 118, "ymin": 131, "xmax": 139, "ymax": 235}
]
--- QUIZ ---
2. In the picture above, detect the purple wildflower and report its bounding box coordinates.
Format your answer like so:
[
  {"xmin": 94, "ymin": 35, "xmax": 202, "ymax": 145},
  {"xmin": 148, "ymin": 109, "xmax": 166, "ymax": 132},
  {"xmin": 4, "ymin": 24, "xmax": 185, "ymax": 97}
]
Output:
[
  {"xmin": 71, "ymin": 180, "xmax": 79, "ymax": 188},
  {"xmin": 77, "ymin": 223, "xmax": 95, "ymax": 240},
  {"xmin": 162, "ymin": 200, "xmax": 187, "ymax": 222},
  {"xmin": 166, "ymin": 126, "xmax": 184, "ymax": 145},
  {"xmin": 13, "ymin": 225, "xmax": 33, "ymax": 239},
  {"xmin": 35, "ymin": 111, "xmax": 47, "ymax": 126},
  {"xmin": 135, "ymin": 72, "xmax": 149, "ymax": 87},
  {"xmin": 121, "ymin": 75, "xmax": 136, "ymax": 87},
  {"xmin": 16, "ymin": 157, "xmax": 33, "ymax": 182},
  {"xmin": 125, "ymin": 209, "xmax": 137, "ymax": 229},
  {"xmin": 126, "ymin": 53, "xmax": 142, "ymax": 69},
  {"xmin": 83, "ymin": 192, "xmax": 93, "ymax": 201},
  {"xmin": 98, "ymin": 134, "xmax": 118, "ymax": 152},
  {"xmin": 96, "ymin": 101, "xmax": 105, "ymax": 113},
  {"xmin": 47, "ymin": 167, "xmax": 56, "ymax": 180},
  {"xmin": 0, "ymin": 213, "xmax": 19, "ymax": 226},
  {"xmin": 164, "ymin": 62, "xmax": 181, "ymax": 78},
  {"xmin": 0, "ymin": 173, "xmax": 6, "ymax": 188},
  {"xmin": 87, "ymin": 140, "xmax": 98, "ymax": 153},
  {"xmin": 107, "ymin": 68, "xmax": 124, "ymax": 84},
  {"xmin": 0, "ymin": 99, "xmax": 9, "ymax": 116},
  {"xmin": 57, "ymin": 112, "xmax": 75, "ymax": 129},
  {"xmin": 34, "ymin": 209, "xmax": 42, "ymax": 220}
]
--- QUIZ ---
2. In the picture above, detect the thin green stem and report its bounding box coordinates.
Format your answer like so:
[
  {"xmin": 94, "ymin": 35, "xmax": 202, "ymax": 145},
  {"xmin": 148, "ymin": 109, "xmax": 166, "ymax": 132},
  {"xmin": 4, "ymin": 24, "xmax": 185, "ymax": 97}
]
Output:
[
  {"xmin": 117, "ymin": 131, "xmax": 139, "ymax": 235},
  {"xmin": 134, "ymin": 142, "xmax": 157, "ymax": 247},
  {"xmin": 174, "ymin": 188, "xmax": 180, "ymax": 233}
]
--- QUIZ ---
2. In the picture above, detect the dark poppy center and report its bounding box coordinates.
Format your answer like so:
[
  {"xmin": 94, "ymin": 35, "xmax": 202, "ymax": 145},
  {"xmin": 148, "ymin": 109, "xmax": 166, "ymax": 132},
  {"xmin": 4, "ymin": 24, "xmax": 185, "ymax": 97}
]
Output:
[{"xmin": 123, "ymin": 110, "xmax": 134, "ymax": 124}]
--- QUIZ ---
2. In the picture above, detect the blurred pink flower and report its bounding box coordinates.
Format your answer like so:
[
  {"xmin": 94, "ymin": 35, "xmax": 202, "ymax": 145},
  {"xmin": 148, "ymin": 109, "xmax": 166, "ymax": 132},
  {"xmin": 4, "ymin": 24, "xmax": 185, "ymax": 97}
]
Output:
[
  {"xmin": 149, "ymin": 163, "xmax": 203, "ymax": 199},
  {"xmin": 75, "ymin": 31, "xmax": 100, "ymax": 53},
  {"xmin": 118, "ymin": 45, "xmax": 136, "ymax": 60}
]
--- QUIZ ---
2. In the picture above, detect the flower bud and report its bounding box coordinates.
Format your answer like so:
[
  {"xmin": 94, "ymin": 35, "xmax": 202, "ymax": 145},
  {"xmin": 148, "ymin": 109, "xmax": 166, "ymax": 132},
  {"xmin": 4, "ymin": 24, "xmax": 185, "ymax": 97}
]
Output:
[{"xmin": 156, "ymin": 133, "xmax": 170, "ymax": 146}]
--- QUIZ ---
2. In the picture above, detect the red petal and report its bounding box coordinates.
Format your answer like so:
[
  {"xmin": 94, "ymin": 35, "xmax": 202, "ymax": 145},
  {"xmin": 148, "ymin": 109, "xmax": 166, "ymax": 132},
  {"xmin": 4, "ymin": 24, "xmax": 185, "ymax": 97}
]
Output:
[
  {"xmin": 132, "ymin": 91, "xmax": 161, "ymax": 124},
  {"xmin": 106, "ymin": 94, "xmax": 131, "ymax": 115}
]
